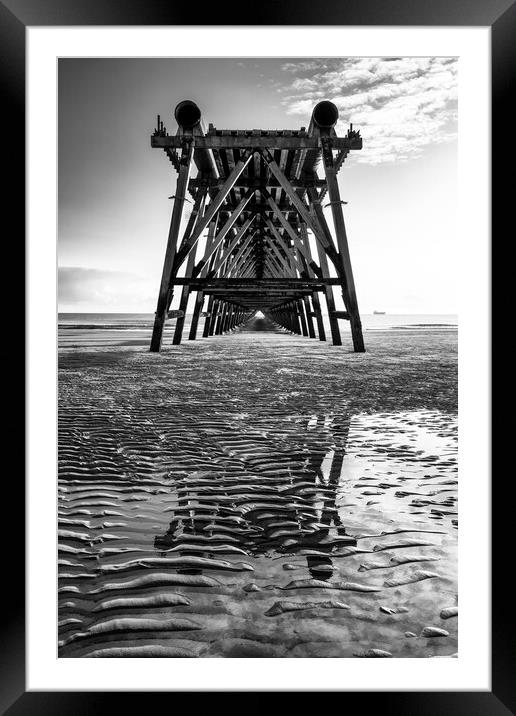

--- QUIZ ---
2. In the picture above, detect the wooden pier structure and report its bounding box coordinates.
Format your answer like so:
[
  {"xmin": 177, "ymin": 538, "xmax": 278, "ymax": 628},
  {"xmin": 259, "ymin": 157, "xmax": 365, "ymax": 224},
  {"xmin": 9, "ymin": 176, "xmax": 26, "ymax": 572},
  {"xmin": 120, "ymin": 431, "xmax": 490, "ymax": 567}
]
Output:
[{"xmin": 149, "ymin": 99, "xmax": 365, "ymax": 352}]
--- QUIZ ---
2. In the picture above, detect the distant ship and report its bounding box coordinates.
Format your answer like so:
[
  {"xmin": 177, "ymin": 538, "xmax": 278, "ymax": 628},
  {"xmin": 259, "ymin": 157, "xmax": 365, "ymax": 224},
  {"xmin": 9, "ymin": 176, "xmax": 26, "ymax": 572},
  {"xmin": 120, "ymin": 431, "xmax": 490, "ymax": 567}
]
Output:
[{"xmin": 373, "ymin": 310, "xmax": 386, "ymax": 315}]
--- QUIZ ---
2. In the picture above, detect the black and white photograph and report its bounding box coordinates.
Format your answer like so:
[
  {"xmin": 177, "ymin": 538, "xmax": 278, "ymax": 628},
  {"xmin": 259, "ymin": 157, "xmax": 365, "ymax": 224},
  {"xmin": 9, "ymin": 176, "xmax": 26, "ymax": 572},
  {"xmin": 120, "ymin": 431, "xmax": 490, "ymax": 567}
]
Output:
[{"xmin": 57, "ymin": 55, "xmax": 460, "ymax": 660}]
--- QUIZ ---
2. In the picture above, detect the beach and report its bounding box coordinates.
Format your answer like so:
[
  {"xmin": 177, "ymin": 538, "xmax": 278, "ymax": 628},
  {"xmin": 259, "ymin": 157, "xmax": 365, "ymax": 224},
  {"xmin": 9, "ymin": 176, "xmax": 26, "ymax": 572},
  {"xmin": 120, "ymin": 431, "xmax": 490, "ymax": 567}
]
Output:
[{"xmin": 58, "ymin": 317, "xmax": 458, "ymax": 658}]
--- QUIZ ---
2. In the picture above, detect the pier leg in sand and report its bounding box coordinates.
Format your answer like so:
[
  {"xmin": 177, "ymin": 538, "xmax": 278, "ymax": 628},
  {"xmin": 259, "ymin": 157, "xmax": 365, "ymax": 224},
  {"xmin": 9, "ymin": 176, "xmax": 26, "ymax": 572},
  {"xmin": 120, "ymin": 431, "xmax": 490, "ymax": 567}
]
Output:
[
  {"xmin": 320, "ymin": 136, "xmax": 365, "ymax": 353},
  {"xmin": 150, "ymin": 139, "xmax": 194, "ymax": 352}
]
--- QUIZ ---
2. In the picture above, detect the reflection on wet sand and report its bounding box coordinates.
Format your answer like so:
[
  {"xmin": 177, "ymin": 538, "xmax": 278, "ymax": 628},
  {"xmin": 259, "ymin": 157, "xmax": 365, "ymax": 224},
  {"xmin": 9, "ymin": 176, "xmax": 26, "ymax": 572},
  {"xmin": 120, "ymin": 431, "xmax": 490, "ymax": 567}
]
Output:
[
  {"xmin": 154, "ymin": 416, "xmax": 356, "ymax": 583},
  {"xmin": 58, "ymin": 405, "xmax": 457, "ymax": 658}
]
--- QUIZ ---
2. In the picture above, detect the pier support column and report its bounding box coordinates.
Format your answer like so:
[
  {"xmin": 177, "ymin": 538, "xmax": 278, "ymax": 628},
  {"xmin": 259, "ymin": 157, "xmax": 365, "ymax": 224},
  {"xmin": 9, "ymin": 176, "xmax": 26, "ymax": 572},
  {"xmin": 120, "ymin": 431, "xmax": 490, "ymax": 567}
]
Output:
[
  {"xmin": 303, "ymin": 296, "xmax": 316, "ymax": 338},
  {"xmin": 321, "ymin": 137, "xmax": 365, "ymax": 353},
  {"xmin": 298, "ymin": 299, "xmax": 308, "ymax": 336},
  {"xmin": 203, "ymin": 295, "xmax": 215, "ymax": 337},
  {"xmin": 301, "ymin": 224, "xmax": 341, "ymax": 346},
  {"xmin": 311, "ymin": 291, "xmax": 326, "ymax": 341},
  {"xmin": 209, "ymin": 299, "xmax": 219, "ymax": 336},
  {"xmin": 172, "ymin": 194, "xmax": 208, "ymax": 345},
  {"xmin": 189, "ymin": 291, "xmax": 204, "ymax": 340},
  {"xmin": 150, "ymin": 138, "xmax": 194, "ymax": 352}
]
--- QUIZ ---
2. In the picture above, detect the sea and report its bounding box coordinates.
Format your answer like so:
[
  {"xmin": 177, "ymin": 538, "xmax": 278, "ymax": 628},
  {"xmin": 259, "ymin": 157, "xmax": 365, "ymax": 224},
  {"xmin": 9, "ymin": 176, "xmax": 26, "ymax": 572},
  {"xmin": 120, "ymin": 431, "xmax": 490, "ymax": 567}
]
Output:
[{"xmin": 58, "ymin": 313, "xmax": 458, "ymax": 331}]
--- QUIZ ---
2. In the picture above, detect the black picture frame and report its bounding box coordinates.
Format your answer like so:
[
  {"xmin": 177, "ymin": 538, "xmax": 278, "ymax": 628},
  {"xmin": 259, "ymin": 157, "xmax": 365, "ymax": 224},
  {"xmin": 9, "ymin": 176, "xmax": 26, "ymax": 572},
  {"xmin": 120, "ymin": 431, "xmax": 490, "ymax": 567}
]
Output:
[{"xmin": 3, "ymin": 0, "xmax": 506, "ymax": 712}]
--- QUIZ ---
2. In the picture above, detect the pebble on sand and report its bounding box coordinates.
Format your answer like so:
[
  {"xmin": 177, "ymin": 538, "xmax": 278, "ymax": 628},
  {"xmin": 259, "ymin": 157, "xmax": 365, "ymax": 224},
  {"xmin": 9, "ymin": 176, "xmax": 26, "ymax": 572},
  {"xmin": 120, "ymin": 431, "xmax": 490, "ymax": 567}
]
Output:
[
  {"xmin": 355, "ymin": 649, "xmax": 393, "ymax": 657},
  {"xmin": 243, "ymin": 583, "xmax": 261, "ymax": 592},
  {"xmin": 421, "ymin": 626, "xmax": 449, "ymax": 638},
  {"xmin": 440, "ymin": 607, "xmax": 458, "ymax": 619},
  {"xmin": 380, "ymin": 605, "xmax": 409, "ymax": 615},
  {"xmin": 265, "ymin": 599, "xmax": 350, "ymax": 616}
]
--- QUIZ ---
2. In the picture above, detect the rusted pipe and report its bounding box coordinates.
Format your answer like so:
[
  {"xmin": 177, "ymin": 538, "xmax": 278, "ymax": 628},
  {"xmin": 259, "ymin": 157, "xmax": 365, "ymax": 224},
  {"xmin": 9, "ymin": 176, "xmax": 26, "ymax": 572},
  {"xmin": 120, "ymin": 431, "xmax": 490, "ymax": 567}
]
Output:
[
  {"xmin": 174, "ymin": 100, "xmax": 202, "ymax": 129},
  {"xmin": 311, "ymin": 100, "xmax": 339, "ymax": 129}
]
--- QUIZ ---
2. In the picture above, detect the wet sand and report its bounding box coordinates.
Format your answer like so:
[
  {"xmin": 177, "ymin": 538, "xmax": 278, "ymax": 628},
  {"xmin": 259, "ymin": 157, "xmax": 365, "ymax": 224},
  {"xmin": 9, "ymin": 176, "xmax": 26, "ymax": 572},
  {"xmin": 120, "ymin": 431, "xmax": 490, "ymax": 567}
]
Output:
[{"xmin": 58, "ymin": 319, "xmax": 457, "ymax": 658}]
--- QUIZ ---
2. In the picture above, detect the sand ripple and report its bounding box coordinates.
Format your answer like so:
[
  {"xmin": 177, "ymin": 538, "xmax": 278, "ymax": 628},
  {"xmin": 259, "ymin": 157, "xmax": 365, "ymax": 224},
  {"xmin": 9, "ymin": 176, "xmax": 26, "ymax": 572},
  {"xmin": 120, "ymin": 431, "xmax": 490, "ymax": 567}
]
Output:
[{"xmin": 58, "ymin": 328, "xmax": 457, "ymax": 657}]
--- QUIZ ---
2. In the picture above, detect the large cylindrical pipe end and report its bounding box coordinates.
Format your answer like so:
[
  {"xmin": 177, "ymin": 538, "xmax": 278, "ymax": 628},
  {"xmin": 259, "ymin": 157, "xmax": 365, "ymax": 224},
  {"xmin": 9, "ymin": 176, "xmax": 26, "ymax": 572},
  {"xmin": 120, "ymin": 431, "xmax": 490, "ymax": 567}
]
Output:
[
  {"xmin": 312, "ymin": 100, "xmax": 339, "ymax": 129},
  {"xmin": 174, "ymin": 100, "xmax": 202, "ymax": 129}
]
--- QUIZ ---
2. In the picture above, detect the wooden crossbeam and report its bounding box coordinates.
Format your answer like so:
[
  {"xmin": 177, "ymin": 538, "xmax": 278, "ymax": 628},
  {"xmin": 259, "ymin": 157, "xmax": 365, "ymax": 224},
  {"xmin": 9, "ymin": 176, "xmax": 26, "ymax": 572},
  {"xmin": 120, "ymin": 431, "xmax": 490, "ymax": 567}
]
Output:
[
  {"xmin": 152, "ymin": 136, "xmax": 362, "ymax": 151},
  {"xmin": 205, "ymin": 290, "xmax": 313, "ymax": 297},
  {"xmin": 170, "ymin": 278, "xmax": 339, "ymax": 287},
  {"xmin": 189, "ymin": 177, "xmax": 326, "ymax": 190}
]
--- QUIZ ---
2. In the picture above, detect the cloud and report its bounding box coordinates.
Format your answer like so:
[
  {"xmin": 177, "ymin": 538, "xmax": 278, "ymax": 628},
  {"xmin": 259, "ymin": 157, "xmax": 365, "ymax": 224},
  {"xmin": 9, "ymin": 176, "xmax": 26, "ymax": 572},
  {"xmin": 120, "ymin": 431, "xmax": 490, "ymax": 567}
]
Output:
[
  {"xmin": 59, "ymin": 266, "xmax": 154, "ymax": 308},
  {"xmin": 280, "ymin": 58, "xmax": 457, "ymax": 164}
]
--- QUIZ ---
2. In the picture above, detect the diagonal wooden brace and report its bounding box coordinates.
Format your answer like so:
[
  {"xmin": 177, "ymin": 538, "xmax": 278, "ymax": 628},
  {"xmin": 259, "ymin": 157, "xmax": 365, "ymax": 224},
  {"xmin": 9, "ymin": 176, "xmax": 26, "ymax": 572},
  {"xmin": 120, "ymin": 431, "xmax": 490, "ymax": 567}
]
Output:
[
  {"xmin": 260, "ymin": 148, "xmax": 340, "ymax": 272},
  {"xmin": 194, "ymin": 196, "xmax": 255, "ymax": 276},
  {"xmin": 211, "ymin": 223, "xmax": 256, "ymax": 278},
  {"xmin": 263, "ymin": 194, "xmax": 322, "ymax": 277},
  {"xmin": 173, "ymin": 149, "xmax": 254, "ymax": 269}
]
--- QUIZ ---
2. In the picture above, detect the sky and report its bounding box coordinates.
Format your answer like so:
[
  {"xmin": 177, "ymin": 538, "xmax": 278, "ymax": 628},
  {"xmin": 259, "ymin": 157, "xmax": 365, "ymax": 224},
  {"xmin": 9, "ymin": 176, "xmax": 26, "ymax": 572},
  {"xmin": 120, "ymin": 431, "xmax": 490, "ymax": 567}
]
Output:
[{"xmin": 58, "ymin": 57, "xmax": 458, "ymax": 314}]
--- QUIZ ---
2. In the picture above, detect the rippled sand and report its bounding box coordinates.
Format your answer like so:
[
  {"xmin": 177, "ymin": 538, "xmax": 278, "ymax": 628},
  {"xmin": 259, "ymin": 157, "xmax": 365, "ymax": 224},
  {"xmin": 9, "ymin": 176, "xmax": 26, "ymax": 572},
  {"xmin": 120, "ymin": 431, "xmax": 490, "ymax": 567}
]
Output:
[{"xmin": 58, "ymin": 320, "xmax": 457, "ymax": 658}]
